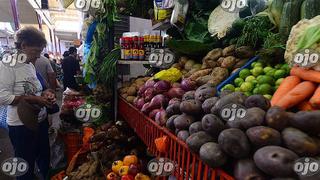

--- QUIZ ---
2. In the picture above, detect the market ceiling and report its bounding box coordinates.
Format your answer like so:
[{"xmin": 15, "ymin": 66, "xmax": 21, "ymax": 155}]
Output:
[{"xmin": 0, "ymin": 0, "xmax": 83, "ymax": 41}]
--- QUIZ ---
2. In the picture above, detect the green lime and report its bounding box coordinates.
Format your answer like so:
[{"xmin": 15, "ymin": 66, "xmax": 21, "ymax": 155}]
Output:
[
  {"xmin": 234, "ymin": 78, "xmax": 245, "ymax": 87},
  {"xmin": 245, "ymin": 76, "xmax": 256, "ymax": 82},
  {"xmin": 239, "ymin": 69, "xmax": 251, "ymax": 79},
  {"xmin": 251, "ymin": 62, "xmax": 257, "ymax": 68},
  {"xmin": 224, "ymin": 84, "xmax": 235, "ymax": 91},
  {"xmin": 256, "ymin": 75, "xmax": 263, "ymax": 82},
  {"xmin": 244, "ymin": 92, "xmax": 252, "ymax": 97},
  {"xmin": 235, "ymin": 87, "xmax": 241, "ymax": 92},
  {"xmin": 253, "ymin": 87, "xmax": 259, "ymax": 94},
  {"xmin": 266, "ymin": 69, "xmax": 276, "ymax": 77},
  {"xmin": 263, "ymin": 67, "xmax": 273, "ymax": 74},
  {"xmin": 251, "ymin": 67, "xmax": 264, "ymax": 77},
  {"xmin": 258, "ymin": 84, "xmax": 273, "ymax": 95},
  {"xmin": 275, "ymin": 78, "xmax": 284, "ymax": 86},
  {"xmin": 274, "ymin": 69, "xmax": 287, "ymax": 79},
  {"xmin": 254, "ymin": 62, "xmax": 264, "ymax": 68},
  {"xmin": 257, "ymin": 75, "xmax": 275, "ymax": 85},
  {"xmin": 275, "ymin": 64, "xmax": 282, "ymax": 69},
  {"xmin": 263, "ymin": 94, "xmax": 272, "ymax": 100},
  {"xmin": 240, "ymin": 82, "xmax": 254, "ymax": 92},
  {"xmin": 281, "ymin": 64, "xmax": 290, "ymax": 71}
]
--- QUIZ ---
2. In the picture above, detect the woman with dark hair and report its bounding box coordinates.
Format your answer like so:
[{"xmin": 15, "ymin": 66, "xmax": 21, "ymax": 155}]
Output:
[{"xmin": 0, "ymin": 26, "xmax": 55, "ymax": 179}]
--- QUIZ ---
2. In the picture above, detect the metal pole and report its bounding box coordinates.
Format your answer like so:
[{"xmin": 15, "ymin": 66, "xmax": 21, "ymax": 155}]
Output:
[
  {"xmin": 9, "ymin": 0, "xmax": 20, "ymax": 30},
  {"xmin": 36, "ymin": 13, "xmax": 42, "ymax": 30}
]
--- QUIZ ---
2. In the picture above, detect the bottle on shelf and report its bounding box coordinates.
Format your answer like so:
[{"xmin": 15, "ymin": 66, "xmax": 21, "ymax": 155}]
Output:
[
  {"xmin": 132, "ymin": 36, "xmax": 139, "ymax": 60},
  {"xmin": 120, "ymin": 37, "xmax": 125, "ymax": 60},
  {"xmin": 124, "ymin": 37, "xmax": 132, "ymax": 60},
  {"xmin": 139, "ymin": 37, "xmax": 145, "ymax": 60}
]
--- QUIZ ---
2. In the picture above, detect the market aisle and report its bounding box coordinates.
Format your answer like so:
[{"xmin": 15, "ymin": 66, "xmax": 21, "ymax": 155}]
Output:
[{"xmin": 0, "ymin": 128, "xmax": 14, "ymax": 180}]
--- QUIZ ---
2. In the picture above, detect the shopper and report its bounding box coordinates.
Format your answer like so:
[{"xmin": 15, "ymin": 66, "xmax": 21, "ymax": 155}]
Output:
[
  {"xmin": 35, "ymin": 54, "xmax": 57, "ymax": 90},
  {"xmin": 0, "ymin": 26, "xmax": 55, "ymax": 180},
  {"xmin": 61, "ymin": 47, "xmax": 81, "ymax": 90}
]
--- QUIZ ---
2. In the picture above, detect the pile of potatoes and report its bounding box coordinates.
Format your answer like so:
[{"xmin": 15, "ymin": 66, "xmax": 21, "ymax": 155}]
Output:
[
  {"xmin": 165, "ymin": 89, "xmax": 320, "ymax": 179},
  {"xmin": 119, "ymin": 77, "xmax": 151, "ymax": 103},
  {"xmin": 171, "ymin": 45, "xmax": 255, "ymax": 87}
]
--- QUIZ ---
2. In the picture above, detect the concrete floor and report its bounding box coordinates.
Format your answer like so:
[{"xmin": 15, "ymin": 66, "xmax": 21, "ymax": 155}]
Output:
[{"xmin": 0, "ymin": 128, "xmax": 15, "ymax": 180}]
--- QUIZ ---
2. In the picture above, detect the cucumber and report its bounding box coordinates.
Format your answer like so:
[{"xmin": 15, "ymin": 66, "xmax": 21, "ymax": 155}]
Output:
[
  {"xmin": 270, "ymin": 0, "xmax": 284, "ymax": 27},
  {"xmin": 279, "ymin": 2, "xmax": 302, "ymax": 40},
  {"xmin": 301, "ymin": 0, "xmax": 320, "ymax": 19}
]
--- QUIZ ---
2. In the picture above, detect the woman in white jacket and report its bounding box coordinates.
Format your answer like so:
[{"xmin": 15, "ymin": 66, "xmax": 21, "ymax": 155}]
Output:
[{"xmin": 0, "ymin": 27, "xmax": 56, "ymax": 180}]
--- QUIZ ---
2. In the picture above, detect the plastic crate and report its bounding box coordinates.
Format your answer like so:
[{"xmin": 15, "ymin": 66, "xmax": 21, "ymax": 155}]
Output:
[
  {"xmin": 118, "ymin": 97, "xmax": 234, "ymax": 180},
  {"xmin": 216, "ymin": 56, "xmax": 259, "ymax": 93}
]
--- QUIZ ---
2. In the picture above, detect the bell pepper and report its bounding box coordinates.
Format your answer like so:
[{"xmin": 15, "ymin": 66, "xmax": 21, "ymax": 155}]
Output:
[
  {"xmin": 106, "ymin": 172, "xmax": 120, "ymax": 180},
  {"xmin": 112, "ymin": 160, "xmax": 124, "ymax": 174},
  {"xmin": 121, "ymin": 175, "xmax": 134, "ymax": 180},
  {"xmin": 118, "ymin": 166, "xmax": 129, "ymax": 176},
  {"xmin": 123, "ymin": 155, "xmax": 138, "ymax": 166},
  {"xmin": 134, "ymin": 173, "xmax": 151, "ymax": 180}
]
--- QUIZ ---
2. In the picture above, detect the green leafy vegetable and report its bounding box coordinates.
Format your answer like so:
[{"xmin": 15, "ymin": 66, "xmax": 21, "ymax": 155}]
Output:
[
  {"xmin": 236, "ymin": 16, "xmax": 274, "ymax": 49},
  {"xmin": 297, "ymin": 24, "xmax": 320, "ymax": 49}
]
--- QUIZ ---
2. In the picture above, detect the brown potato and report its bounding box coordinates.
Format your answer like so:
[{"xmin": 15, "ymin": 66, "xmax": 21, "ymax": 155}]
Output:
[
  {"xmin": 127, "ymin": 86, "xmax": 137, "ymax": 96},
  {"xmin": 221, "ymin": 56, "xmax": 237, "ymax": 69},
  {"xmin": 203, "ymin": 48, "xmax": 223, "ymax": 63},
  {"xmin": 126, "ymin": 96, "xmax": 136, "ymax": 103},
  {"xmin": 222, "ymin": 45, "xmax": 236, "ymax": 57}
]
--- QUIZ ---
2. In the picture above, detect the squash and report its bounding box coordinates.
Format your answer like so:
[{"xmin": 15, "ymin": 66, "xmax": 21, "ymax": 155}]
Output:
[
  {"xmin": 279, "ymin": 2, "xmax": 302, "ymax": 39},
  {"xmin": 301, "ymin": 0, "xmax": 320, "ymax": 19}
]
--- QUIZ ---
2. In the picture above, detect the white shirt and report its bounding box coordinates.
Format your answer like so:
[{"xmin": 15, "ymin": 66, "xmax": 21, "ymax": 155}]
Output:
[{"xmin": 0, "ymin": 61, "xmax": 47, "ymax": 126}]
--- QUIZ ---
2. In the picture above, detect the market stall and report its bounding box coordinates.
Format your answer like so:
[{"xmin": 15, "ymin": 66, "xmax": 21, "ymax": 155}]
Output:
[{"xmin": 53, "ymin": 0, "xmax": 320, "ymax": 179}]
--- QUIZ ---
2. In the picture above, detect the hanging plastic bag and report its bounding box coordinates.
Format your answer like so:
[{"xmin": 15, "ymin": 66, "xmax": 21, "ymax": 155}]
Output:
[{"xmin": 170, "ymin": 0, "xmax": 189, "ymax": 30}]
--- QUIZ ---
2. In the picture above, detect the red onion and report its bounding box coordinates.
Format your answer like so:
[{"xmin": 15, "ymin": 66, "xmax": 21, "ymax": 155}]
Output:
[
  {"xmin": 149, "ymin": 109, "xmax": 161, "ymax": 119},
  {"xmin": 141, "ymin": 102, "xmax": 151, "ymax": 114},
  {"xmin": 144, "ymin": 88, "xmax": 156, "ymax": 102},
  {"xmin": 136, "ymin": 98, "xmax": 145, "ymax": 110},
  {"xmin": 137, "ymin": 86, "xmax": 148, "ymax": 96},
  {"xmin": 145, "ymin": 80, "xmax": 155, "ymax": 88},
  {"xmin": 150, "ymin": 94, "xmax": 168, "ymax": 109},
  {"xmin": 180, "ymin": 79, "xmax": 197, "ymax": 91},
  {"xmin": 169, "ymin": 98, "xmax": 181, "ymax": 105},
  {"xmin": 167, "ymin": 87, "xmax": 185, "ymax": 99},
  {"xmin": 133, "ymin": 97, "xmax": 139, "ymax": 107},
  {"xmin": 155, "ymin": 109, "xmax": 167, "ymax": 126},
  {"xmin": 172, "ymin": 83, "xmax": 181, "ymax": 88},
  {"xmin": 154, "ymin": 80, "xmax": 171, "ymax": 93}
]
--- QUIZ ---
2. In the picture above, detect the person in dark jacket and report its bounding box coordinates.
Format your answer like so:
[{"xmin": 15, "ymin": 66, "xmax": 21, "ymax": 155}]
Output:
[{"xmin": 61, "ymin": 47, "xmax": 80, "ymax": 90}]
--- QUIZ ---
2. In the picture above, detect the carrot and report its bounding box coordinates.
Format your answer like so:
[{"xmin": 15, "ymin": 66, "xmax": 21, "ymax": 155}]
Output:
[
  {"xmin": 290, "ymin": 67, "xmax": 320, "ymax": 83},
  {"xmin": 274, "ymin": 81, "xmax": 317, "ymax": 110},
  {"xmin": 271, "ymin": 76, "xmax": 301, "ymax": 106},
  {"xmin": 297, "ymin": 100, "xmax": 317, "ymax": 111},
  {"xmin": 309, "ymin": 85, "xmax": 320, "ymax": 109}
]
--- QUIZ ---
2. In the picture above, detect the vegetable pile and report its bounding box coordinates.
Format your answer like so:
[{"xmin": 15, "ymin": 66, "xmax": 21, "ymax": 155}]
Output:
[
  {"xmin": 272, "ymin": 67, "xmax": 320, "ymax": 111},
  {"xmin": 164, "ymin": 89, "xmax": 320, "ymax": 179},
  {"xmin": 65, "ymin": 120, "xmax": 151, "ymax": 180},
  {"xmin": 221, "ymin": 60, "xmax": 290, "ymax": 98}
]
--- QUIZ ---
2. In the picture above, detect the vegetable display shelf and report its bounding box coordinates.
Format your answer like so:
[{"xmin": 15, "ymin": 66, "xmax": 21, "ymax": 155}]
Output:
[{"xmin": 118, "ymin": 97, "xmax": 234, "ymax": 180}]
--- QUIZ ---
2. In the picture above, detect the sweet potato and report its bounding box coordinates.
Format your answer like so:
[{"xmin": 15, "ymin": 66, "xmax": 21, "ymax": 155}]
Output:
[{"xmin": 189, "ymin": 69, "xmax": 212, "ymax": 81}]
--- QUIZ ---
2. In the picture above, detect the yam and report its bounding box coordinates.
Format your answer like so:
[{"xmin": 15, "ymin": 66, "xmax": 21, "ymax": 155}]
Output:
[
  {"xmin": 189, "ymin": 69, "xmax": 212, "ymax": 81},
  {"xmin": 222, "ymin": 45, "xmax": 236, "ymax": 57}
]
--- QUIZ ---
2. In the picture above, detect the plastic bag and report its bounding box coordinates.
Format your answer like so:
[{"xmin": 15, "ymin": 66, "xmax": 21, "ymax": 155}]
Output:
[{"xmin": 154, "ymin": 67, "xmax": 182, "ymax": 82}]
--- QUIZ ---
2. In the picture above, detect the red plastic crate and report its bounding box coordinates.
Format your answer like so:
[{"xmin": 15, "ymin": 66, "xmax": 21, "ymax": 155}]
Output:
[{"xmin": 118, "ymin": 97, "xmax": 234, "ymax": 180}]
